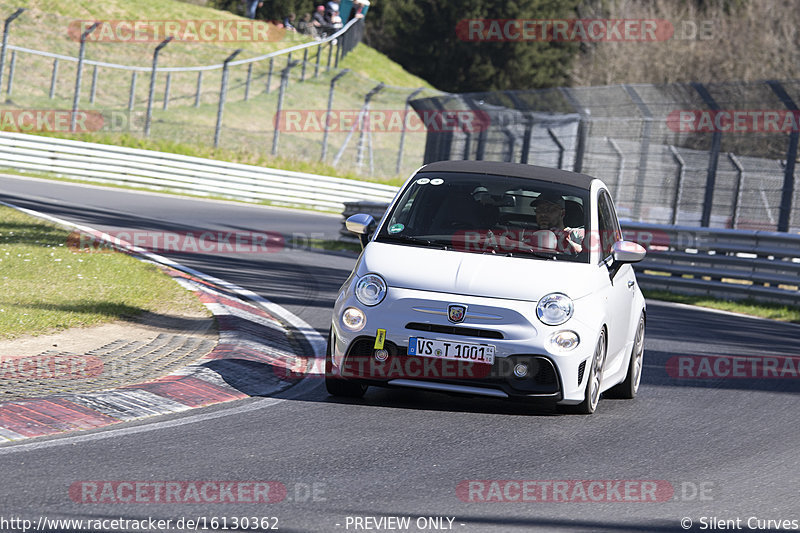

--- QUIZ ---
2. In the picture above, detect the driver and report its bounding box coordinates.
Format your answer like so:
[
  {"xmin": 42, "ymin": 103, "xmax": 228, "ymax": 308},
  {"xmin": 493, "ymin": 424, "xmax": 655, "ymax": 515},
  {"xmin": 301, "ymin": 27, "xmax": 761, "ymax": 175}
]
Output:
[{"xmin": 533, "ymin": 192, "xmax": 585, "ymax": 254}]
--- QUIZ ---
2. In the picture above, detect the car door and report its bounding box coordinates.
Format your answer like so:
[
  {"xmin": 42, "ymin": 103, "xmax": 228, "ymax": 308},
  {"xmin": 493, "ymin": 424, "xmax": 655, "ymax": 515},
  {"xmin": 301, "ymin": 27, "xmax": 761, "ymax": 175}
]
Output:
[{"xmin": 597, "ymin": 190, "xmax": 635, "ymax": 374}]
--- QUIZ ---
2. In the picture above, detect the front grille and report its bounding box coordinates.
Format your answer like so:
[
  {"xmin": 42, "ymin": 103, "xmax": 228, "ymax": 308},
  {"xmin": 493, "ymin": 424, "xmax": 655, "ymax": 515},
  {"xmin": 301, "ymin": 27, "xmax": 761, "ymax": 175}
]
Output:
[
  {"xmin": 405, "ymin": 322, "xmax": 504, "ymax": 339},
  {"xmin": 577, "ymin": 360, "xmax": 586, "ymax": 385}
]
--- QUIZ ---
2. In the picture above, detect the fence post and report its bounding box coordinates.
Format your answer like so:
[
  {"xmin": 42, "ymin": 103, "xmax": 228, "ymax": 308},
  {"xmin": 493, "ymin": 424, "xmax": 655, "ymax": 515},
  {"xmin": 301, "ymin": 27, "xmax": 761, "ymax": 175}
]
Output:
[
  {"xmin": 558, "ymin": 87, "xmax": 589, "ymax": 173},
  {"xmin": 314, "ymin": 45, "xmax": 321, "ymax": 78},
  {"xmin": 0, "ymin": 8, "xmax": 24, "ymax": 98},
  {"xmin": 162, "ymin": 72, "xmax": 171, "ymax": 110},
  {"xmin": 89, "ymin": 65, "xmax": 98, "ymax": 104},
  {"xmin": 194, "ymin": 71, "xmax": 202, "ymax": 107},
  {"xmin": 623, "ymin": 85, "xmax": 653, "ymax": 222},
  {"xmin": 607, "ymin": 137, "xmax": 625, "ymax": 201},
  {"xmin": 321, "ymin": 68, "xmax": 350, "ymax": 161},
  {"xmin": 327, "ymin": 41, "xmax": 333, "ymax": 72},
  {"xmin": 301, "ymin": 48, "xmax": 308, "ymax": 81},
  {"xmin": 271, "ymin": 60, "xmax": 299, "ymax": 156},
  {"xmin": 5, "ymin": 49, "xmax": 14, "ymax": 95},
  {"xmin": 49, "ymin": 58, "xmax": 58, "ymax": 99},
  {"xmin": 356, "ymin": 83, "xmax": 384, "ymax": 170},
  {"xmin": 520, "ymin": 114, "xmax": 533, "ymax": 164},
  {"xmin": 767, "ymin": 80, "xmax": 798, "ymax": 232},
  {"xmin": 669, "ymin": 145, "xmax": 686, "ymax": 226},
  {"xmin": 71, "ymin": 22, "xmax": 100, "ymax": 132},
  {"xmin": 728, "ymin": 153, "xmax": 744, "ymax": 229},
  {"xmin": 547, "ymin": 128, "xmax": 565, "ymax": 169},
  {"xmin": 334, "ymin": 39, "xmax": 341, "ymax": 69},
  {"xmin": 244, "ymin": 62, "xmax": 253, "ymax": 100},
  {"xmin": 692, "ymin": 82, "xmax": 722, "ymax": 228},
  {"xmin": 266, "ymin": 57, "xmax": 274, "ymax": 93},
  {"xmin": 144, "ymin": 36, "xmax": 172, "ymax": 137},
  {"xmin": 214, "ymin": 49, "xmax": 242, "ymax": 149},
  {"xmin": 396, "ymin": 87, "xmax": 424, "ymax": 174},
  {"xmin": 128, "ymin": 71, "xmax": 137, "ymax": 111}
]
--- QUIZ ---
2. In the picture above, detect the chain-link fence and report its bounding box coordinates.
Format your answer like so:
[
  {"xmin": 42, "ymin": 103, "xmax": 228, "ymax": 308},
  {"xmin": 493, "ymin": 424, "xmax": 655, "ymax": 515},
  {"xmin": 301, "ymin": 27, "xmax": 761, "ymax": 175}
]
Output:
[{"xmin": 412, "ymin": 81, "xmax": 800, "ymax": 233}]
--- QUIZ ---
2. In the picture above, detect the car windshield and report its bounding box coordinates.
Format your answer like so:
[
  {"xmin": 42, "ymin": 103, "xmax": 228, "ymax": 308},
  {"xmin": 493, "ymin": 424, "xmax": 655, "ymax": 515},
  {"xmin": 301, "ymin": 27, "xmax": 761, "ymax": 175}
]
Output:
[{"xmin": 376, "ymin": 171, "xmax": 591, "ymax": 263}]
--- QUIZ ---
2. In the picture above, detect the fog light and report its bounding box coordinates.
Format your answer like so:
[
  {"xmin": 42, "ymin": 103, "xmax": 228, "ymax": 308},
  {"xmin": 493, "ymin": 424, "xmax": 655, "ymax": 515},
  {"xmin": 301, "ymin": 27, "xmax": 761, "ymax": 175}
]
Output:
[
  {"xmin": 374, "ymin": 349, "xmax": 389, "ymax": 362},
  {"xmin": 513, "ymin": 363, "xmax": 529, "ymax": 378},
  {"xmin": 342, "ymin": 307, "xmax": 366, "ymax": 331},
  {"xmin": 548, "ymin": 330, "xmax": 580, "ymax": 352}
]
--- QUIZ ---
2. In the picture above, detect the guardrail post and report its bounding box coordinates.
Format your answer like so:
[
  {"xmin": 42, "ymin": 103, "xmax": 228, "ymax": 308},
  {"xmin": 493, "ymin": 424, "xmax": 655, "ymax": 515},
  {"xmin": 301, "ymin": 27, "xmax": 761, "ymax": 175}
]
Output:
[
  {"xmin": 144, "ymin": 36, "xmax": 172, "ymax": 137},
  {"xmin": 321, "ymin": 68, "xmax": 349, "ymax": 161},
  {"xmin": 5, "ymin": 49, "xmax": 14, "ymax": 95},
  {"xmin": 266, "ymin": 57, "xmax": 273, "ymax": 94},
  {"xmin": 301, "ymin": 48, "xmax": 308, "ymax": 81},
  {"xmin": 356, "ymin": 82, "xmax": 384, "ymax": 172},
  {"xmin": 334, "ymin": 39, "xmax": 341, "ymax": 69},
  {"xmin": 244, "ymin": 62, "xmax": 253, "ymax": 101},
  {"xmin": 314, "ymin": 45, "xmax": 321, "ymax": 78},
  {"xmin": 194, "ymin": 71, "xmax": 202, "ymax": 107},
  {"xmin": 326, "ymin": 41, "xmax": 333, "ymax": 72},
  {"xmin": 49, "ymin": 58, "xmax": 58, "ymax": 99},
  {"xmin": 128, "ymin": 71, "xmax": 137, "ymax": 111},
  {"xmin": 271, "ymin": 59, "xmax": 299, "ymax": 156},
  {"xmin": 692, "ymin": 82, "xmax": 722, "ymax": 228},
  {"xmin": 89, "ymin": 65, "xmax": 98, "ymax": 104},
  {"xmin": 0, "ymin": 8, "xmax": 24, "ymax": 99},
  {"xmin": 767, "ymin": 80, "xmax": 798, "ymax": 232},
  {"xmin": 547, "ymin": 128, "xmax": 565, "ymax": 169},
  {"xmin": 396, "ymin": 87, "xmax": 424, "ymax": 174},
  {"xmin": 728, "ymin": 153, "xmax": 744, "ymax": 229},
  {"xmin": 669, "ymin": 145, "xmax": 686, "ymax": 225},
  {"xmin": 71, "ymin": 22, "xmax": 99, "ymax": 132},
  {"xmin": 214, "ymin": 49, "xmax": 242, "ymax": 148},
  {"xmin": 607, "ymin": 137, "xmax": 625, "ymax": 201},
  {"xmin": 162, "ymin": 72, "xmax": 172, "ymax": 110}
]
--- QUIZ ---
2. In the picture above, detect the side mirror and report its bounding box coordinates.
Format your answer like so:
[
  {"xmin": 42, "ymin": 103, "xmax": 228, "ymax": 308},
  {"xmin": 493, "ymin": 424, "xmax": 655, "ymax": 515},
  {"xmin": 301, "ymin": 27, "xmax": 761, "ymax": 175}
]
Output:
[
  {"xmin": 607, "ymin": 241, "xmax": 646, "ymax": 281},
  {"xmin": 346, "ymin": 213, "xmax": 376, "ymax": 249},
  {"xmin": 612, "ymin": 240, "xmax": 647, "ymax": 264}
]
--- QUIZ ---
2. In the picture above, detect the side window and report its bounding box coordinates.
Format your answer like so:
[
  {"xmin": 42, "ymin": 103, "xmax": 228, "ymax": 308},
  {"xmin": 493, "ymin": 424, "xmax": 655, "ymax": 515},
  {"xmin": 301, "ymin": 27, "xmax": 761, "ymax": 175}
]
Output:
[{"xmin": 597, "ymin": 191, "xmax": 621, "ymax": 259}]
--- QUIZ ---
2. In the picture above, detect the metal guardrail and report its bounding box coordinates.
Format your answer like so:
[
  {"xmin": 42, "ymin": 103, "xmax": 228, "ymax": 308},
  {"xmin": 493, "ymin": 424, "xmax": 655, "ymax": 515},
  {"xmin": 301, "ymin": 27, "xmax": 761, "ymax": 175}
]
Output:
[
  {"xmin": 341, "ymin": 201, "xmax": 800, "ymax": 306},
  {"xmin": 0, "ymin": 131, "xmax": 397, "ymax": 212}
]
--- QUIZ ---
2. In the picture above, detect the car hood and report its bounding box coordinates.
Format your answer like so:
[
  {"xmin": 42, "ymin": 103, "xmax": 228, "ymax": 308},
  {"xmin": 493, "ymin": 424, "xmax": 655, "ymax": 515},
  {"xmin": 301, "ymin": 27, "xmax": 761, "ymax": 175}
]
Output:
[{"xmin": 357, "ymin": 242, "xmax": 596, "ymax": 302}]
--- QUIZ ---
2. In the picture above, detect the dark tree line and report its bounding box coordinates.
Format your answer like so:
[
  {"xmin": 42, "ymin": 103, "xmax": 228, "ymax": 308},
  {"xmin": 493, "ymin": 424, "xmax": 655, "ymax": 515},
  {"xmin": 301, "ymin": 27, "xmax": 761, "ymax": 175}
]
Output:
[{"xmin": 364, "ymin": 0, "xmax": 581, "ymax": 92}]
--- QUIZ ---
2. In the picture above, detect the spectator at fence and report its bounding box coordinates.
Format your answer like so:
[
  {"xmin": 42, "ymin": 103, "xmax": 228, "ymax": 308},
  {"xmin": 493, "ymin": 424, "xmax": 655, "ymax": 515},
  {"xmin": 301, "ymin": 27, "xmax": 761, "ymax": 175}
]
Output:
[
  {"xmin": 326, "ymin": 3, "xmax": 343, "ymax": 31},
  {"xmin": 312, "ymin": 5, "xmax": 334, "ymax": 38},
  {"xmin": 244, "ymin": 0, "xmax": 263, "ymax": 19},
  {"xmin": 297, "ymin": 12, "xmax": 314, "ymax": 36},
  {"xmin": 283, "ymin": 13, "xmax": 297, "ymax": 32},
  {"xmin": 351, "ymin": 0, "xmax": 370, "ymax": 20}
]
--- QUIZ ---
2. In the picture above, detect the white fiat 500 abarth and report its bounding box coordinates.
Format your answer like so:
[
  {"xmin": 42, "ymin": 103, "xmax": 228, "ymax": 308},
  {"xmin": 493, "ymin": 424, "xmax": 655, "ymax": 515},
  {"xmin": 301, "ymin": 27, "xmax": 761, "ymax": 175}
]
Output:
[{"xmin": 328, "ymin": 160, "xmax": 646, "ymax": 414}]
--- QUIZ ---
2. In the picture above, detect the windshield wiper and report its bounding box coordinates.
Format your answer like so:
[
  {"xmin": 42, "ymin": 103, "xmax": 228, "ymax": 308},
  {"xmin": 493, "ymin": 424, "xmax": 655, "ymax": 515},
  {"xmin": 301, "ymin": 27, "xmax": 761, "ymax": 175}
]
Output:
[
  {"xmin": 377, "ymin": 234, "xmax": 449, "ymax": 250},
  {"xmin": 500, "ymin": 248, "xmax": 557, "ymax": 260}
]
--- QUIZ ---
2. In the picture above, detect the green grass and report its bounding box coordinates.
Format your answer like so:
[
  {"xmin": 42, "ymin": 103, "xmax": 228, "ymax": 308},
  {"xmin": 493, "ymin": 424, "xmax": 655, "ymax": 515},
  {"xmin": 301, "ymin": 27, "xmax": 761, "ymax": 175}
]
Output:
[
  {"xmin": 0, "ymin": 0, "xmax": 435, "ymax": 181},
  {"xmin": 0, "ymin": 205, "xmax": 208, "ymax": 338},
  {"xmin": 643, "ymin": 289, "xmax": 800, "ymax": 323}
]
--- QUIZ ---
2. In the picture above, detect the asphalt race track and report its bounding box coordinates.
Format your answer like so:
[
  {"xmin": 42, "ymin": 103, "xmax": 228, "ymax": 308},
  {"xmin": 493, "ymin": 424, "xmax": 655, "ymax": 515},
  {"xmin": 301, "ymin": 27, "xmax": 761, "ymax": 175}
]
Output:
[{"xmin": 1, "ymin": 175, "xmax": 799, "ymax": 533}]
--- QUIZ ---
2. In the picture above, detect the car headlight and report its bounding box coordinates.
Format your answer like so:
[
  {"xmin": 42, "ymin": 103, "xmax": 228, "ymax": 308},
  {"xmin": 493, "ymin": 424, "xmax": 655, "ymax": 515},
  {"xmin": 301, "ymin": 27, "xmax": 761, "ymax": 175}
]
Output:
[
  {"xmin": 536, "ymin": 293, "xmax": 573, "ymax": 325},
  {"xmin": 355, "ymin": 274, "xmax": 387, "ymax": 306}
]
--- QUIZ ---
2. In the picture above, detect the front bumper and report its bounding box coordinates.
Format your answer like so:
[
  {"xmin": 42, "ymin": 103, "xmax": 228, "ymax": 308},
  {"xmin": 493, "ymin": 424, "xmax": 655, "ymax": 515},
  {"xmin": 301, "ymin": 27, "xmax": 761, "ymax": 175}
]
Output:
[{"xmin": 332, "ymin": 286, "xmax": 600, "ymax": 403}]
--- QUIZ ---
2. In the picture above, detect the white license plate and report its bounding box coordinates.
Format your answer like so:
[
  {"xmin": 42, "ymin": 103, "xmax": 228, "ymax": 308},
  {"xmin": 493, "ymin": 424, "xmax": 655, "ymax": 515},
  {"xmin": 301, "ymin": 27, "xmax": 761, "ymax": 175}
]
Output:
[{"xmin": 408, "ymin": 337, "xmax": 495, "ymax": 365}]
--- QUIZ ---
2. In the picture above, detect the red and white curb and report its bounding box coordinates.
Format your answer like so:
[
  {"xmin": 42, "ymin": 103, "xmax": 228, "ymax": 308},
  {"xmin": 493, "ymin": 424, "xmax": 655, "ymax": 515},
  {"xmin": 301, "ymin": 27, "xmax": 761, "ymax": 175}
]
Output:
[{"xmin": 0, "ymin": 201, "xmax": 324, "ymax": 443}]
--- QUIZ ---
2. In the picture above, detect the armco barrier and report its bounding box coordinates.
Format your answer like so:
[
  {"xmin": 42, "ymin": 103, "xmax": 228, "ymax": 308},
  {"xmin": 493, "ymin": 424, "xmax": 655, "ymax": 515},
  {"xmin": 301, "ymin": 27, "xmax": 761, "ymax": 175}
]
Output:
[
  {"xmin": 0, "ymin": 131, "xmax": 397, "ymax": 212},
  {"xmin": 341, "ymin": 201, "xmax": 800, "ymax": 306}
]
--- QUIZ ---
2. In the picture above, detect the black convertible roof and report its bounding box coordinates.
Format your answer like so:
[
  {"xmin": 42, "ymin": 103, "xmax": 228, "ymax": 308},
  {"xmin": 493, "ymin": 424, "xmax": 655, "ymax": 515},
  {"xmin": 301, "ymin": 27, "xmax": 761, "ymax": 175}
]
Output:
[{"xmin": 418, "ymin": 160, "xmax": 595, "ymax": 189}]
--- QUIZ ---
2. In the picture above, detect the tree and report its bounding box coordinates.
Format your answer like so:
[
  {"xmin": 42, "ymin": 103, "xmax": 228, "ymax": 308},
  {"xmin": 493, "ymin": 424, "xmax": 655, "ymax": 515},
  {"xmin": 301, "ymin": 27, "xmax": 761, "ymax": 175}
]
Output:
[{"xmin": 365, "ymin": 0, "xmax": 580, "ymax": 92}]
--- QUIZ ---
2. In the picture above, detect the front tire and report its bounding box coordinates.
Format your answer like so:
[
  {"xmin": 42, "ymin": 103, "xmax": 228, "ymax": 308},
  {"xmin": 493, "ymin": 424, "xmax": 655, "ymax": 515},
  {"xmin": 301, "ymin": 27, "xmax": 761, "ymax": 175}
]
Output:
[
  {"xmin": 606, "ymin": 313, "xmax": 645, "ymax": 399},
  {"xmin": 325, "ymin": 329, "xmax": 367, "ymax": 398},
  {"xmin": 562, "ymin": 329, "xmax": 606, "ymax": 415}
]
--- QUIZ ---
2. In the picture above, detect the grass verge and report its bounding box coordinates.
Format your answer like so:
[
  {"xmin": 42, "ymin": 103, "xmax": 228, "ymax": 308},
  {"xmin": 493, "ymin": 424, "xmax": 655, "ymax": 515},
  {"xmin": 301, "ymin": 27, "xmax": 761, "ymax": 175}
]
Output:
[
  {"xmin": 643, "ymin": 289, "xmax": 800, "ymax": 324},
  {"xmin": 0, "ymin": 205, "xmax": 209, "ymax": 339}
]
